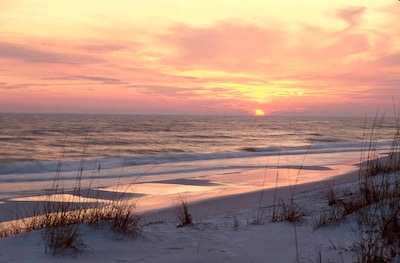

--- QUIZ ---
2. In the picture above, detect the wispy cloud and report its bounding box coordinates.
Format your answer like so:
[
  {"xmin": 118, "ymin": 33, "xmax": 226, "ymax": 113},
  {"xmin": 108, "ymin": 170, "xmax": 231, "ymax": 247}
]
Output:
[
  {"xmin": 0, "ymin": 82, "xmax": 32, "ymax": 90},
  {"xmin": 43, "ymin": 75, "xmax": 128, "ymax": 85},
  {"xmin": 79, "ymin": 44, "xmax": 129, "ymax": 53},
  {"xmin": 333, "ymin": 6, "xmax": 366, "ymax": 28},
  {"xmin": 0, "ymin": 42, "xmax": 101, "ymax": 64},
  {"xmin": 128, "ymin": 85, "xmax": 199, "ymax": 97},
  {"xmin": 160, "ymin": 20, "xmax": 285, "ymax": 72},
  {"xmin": 375, "ymin": 52, "xmax": 400, "ymax": 68}
]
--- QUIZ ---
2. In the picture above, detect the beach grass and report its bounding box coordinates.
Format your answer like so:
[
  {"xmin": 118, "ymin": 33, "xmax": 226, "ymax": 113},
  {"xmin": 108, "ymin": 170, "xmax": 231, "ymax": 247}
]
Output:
[
  {"xmin": 308, "ymin": 113, "xmax": 400, "ymax": 262},
  {"xmin": 176, "ymin": 195, "xmax": 193, "ymax": 228},
  {"xmin": 260, "ymin": 112, "xmax": 400, "ymax": 262},
  {"xmin": 0, "ymin": 138, "xmax": 141, "ymax": 255},
  {"xmin": 271, "ymin": 146, "xmax": 311, "ymax": 223}
]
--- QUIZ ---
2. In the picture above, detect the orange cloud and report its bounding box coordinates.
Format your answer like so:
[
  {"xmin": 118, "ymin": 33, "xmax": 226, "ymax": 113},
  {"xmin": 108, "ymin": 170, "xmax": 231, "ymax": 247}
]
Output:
[
  {"xmin": 0, "ymin": 2, "xmax": 399, "ymax": 116},
  {"xmin": 333, "ymin": 6, "xmax": 366, "ymax": 28},
  {"xmin": 161, "ymin": 20, "xmax": 285, "ymax": 71}
]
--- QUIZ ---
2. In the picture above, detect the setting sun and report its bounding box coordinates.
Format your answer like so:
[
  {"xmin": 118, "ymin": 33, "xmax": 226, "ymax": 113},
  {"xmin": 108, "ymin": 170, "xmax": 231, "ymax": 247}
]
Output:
[
  {"xmin": 254, "ymin": 109, "xmax": 265, "ymax": 116},
  {"xmin": 0, "ymin": 0, "xmax": 398, "ymax": 116}
]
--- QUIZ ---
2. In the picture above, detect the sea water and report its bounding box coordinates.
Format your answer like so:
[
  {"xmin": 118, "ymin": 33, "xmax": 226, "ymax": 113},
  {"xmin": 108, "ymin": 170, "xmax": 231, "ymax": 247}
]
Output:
[{"xmin": 0, "ymin": 113, "xmax": 397, "ymax": 200}]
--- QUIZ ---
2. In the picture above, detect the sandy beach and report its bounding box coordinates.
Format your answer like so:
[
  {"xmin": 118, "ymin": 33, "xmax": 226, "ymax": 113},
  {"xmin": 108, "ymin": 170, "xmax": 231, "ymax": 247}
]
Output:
[
  {"xmin": 0, "ymin": 161, "xmax": 370, "ymax": 263},
  {"xmin": 0, "ymin": 161, "xmax": 358, "ymax": 222}
]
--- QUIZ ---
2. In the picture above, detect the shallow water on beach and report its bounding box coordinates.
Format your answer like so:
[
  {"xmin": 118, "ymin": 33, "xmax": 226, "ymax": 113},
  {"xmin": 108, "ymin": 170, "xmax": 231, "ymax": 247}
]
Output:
[{"xmin": 0, "ymin": 114, "xmax": 397, "ymax": 203}]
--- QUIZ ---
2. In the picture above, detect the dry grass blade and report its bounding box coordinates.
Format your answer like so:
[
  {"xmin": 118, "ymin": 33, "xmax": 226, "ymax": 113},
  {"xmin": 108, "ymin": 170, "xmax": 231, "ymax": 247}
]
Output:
[
  {"xmin": 0, "ymin": 135, "xmax": 142, "ymax": 255},
  {"xmin": 176, "ymin": 196, "xmax": 193, "ymax": 228}
]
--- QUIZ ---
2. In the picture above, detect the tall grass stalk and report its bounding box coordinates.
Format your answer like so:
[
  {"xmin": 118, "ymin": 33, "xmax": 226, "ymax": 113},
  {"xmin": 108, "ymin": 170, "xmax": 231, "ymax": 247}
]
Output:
[
  {"xmin": 253, "ymin": 165, "xmax": 268, "ymax": 224},
  {"xmin": 271, "ymin": 145, "xmax": 310, "ymax": 222},
  {"xmin": 311, "ymin": 112, "xmax": 400, "ymax": 262},
  {"xmin": 176, "ymin": 195, "xmax": 193, "ymax": 228},
  {"xmin": 269, "ymin": 146, "xmax": 311, "ymax": 263},
  {"xmin": 1, "ymin": 135, "xmax": 142, "ymax": 255},
  {"xmin": 271, "ymin": 148, "xmax": 281, "ymax": 222}
]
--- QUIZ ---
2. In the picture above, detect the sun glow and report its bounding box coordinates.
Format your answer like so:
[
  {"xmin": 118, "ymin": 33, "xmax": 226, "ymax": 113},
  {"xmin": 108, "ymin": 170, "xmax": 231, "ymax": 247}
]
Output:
[
  {"xmin": 254, "ymin": 109, "xmax": 265, "ymax": 116},
  {"xmin": 0, "ymin": 1, "xmax": 398, "ymax": 115}
]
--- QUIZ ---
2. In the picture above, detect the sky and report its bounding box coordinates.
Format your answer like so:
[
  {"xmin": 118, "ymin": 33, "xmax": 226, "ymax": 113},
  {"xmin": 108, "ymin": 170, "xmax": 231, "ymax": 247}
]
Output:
[{"xmin": 0, "ymin": 0, "xmax": 399, "ymax": 116}]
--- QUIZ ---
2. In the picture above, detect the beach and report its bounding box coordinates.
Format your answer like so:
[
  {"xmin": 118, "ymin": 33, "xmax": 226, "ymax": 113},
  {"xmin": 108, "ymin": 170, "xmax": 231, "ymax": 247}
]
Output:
[
  {"xmin": 0, "ymin": 114, "xmax": 399, "ymax": 262},
  {"xmin": 0, "ymin": 150, "xmax": 360, "ymax": 223},
  {"xmin": 0, "ymin": 159, "xmax": 366, "ymax": 262}
]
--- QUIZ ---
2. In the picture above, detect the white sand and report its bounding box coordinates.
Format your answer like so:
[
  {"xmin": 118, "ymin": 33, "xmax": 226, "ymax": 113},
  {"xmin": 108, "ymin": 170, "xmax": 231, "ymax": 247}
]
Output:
[{"xmin": 0, "ymin": 162, "xmax": 370, "ymax": 262}]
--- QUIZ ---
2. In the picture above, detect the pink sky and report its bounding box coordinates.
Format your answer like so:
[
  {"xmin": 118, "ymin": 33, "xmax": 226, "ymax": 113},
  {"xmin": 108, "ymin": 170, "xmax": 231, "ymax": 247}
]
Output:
[{"xmin": 1, "ymin": 0, "xmax": 399, "ymax": 116}]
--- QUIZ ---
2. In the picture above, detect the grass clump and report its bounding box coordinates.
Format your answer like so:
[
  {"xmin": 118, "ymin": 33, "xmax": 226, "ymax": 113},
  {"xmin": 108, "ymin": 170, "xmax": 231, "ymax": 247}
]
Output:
[
  {"xmin": 311, "ymin": 113, "xmax": 400, "ymax": 262},
  {"xmin": 1, "ymin": 136, "xmax": 142, "ymax": 255},
  {"xmin": 43, "ymin": 223, "xmax": 84, "ymax": 255},
  {"xmin": 351, "ymin": 114, "xmax": 400, "ymax": 262},
  {"xmin": 232, "ymin": 216, "xmax": 240, "ymax": 231},
  {"xmin": 325, "ymin": 182, "xmax": 339, "ymax": 206},
  {"xmin": 312, "ymin": 206, "xmax": 345, "ymax": 230},
  {"xmin": 39, "ymin": 178, "xmax": 141, "ymax": 254},
  {"xmin": 272, "ymin": 198, "xmax": 306, "ymax": 223},
  {"xmin": 36, "ymin": 194, "xmax": 140, "ymax": 255},
  {"xmin": 94, "ymin": 200, "xmax": 141, "ymax": 239},
  {"xmin": 271, "ymin": 147, "xmax": 310, "ymax": 223},
  {"xmin": 176, "ymin": 196, "xmax": 193, "ymax": 228}
]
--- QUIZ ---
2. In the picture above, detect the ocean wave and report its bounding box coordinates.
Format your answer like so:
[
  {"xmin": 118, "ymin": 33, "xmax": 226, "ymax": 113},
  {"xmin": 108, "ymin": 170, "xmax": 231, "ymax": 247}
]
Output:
[
  {"xmin": 0, "ymin": 140, "xmax": 392, "ymax": 176},
  {"xmin": 172, "ymin": 134, "xmax": 235, "ymax": 140},
  {"xmin": 307, "ymin": 137, "xmax": 349, "ymax": 143},
  {"xmin": 240, "ymin": 146, "xmax": 281, "ymax": 152}
]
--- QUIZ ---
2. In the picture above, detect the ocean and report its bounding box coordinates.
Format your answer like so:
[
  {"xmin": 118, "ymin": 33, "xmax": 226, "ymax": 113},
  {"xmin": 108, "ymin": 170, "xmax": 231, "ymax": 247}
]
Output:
[{"xmin": 0, "ymin": 113, "xmax": 397, "ymax": 200}]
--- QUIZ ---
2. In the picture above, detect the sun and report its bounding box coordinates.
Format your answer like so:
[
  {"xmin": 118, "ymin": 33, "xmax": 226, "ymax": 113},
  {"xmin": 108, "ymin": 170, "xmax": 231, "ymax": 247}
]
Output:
[{"xmin": 254, "ymin": 109, "xmax": 265, "ymax": 116}]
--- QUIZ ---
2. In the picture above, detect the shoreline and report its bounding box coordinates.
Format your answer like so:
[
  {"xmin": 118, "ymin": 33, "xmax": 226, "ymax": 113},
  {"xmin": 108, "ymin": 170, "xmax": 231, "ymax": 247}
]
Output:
[
  {"xmin": 1, "ymin": 154, "xmax": 398, "ymax": 263},
  {"xmin": 0, "ymin": 160, "xmax": 359, "ymax": 225},
  {"xmin": 139, "ymin": 164, "xmax": 360, "ymax": 224}
]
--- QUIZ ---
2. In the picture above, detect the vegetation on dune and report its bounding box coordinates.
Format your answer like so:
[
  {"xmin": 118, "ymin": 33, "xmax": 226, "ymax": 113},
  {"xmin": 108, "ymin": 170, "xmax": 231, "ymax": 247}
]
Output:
[
  {"xmin": 176, "ymin": 195, "xmax": 193, "ymax": 228},
  {"xmin": 0, "ymin": 138, "xmax": 141, "ymax": 255},
  {"xmin": 310, "ymin": 113, "xmax": 400, "ymax": 262}
]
